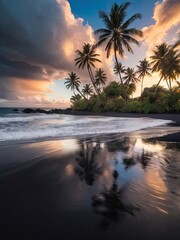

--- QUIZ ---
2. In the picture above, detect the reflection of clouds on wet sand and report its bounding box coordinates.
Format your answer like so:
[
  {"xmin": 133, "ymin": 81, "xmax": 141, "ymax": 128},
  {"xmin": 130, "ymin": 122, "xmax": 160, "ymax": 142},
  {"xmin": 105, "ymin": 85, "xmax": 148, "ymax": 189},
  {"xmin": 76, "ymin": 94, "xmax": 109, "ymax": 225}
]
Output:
[
  {"xmin": 65, "ymin": 163, "xmax": 74, "ymax": 177},
  {"xmin": 72, "ymin": 135, "xmax": 180, "ymax": 226},
  {"xmin": 0, "ymin": 132, "xmax": 180, "ymax": 238}
]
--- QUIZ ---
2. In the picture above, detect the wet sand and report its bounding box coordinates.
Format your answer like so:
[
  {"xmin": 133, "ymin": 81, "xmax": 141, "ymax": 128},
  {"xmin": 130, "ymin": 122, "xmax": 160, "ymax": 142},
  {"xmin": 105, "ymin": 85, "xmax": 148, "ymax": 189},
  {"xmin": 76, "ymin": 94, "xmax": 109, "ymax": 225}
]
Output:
[
  {"xmin": 54, "ymin": 111, "xmax": 180, "ymax": 125},
  {"xmin": 0, "ymin": 128, "xmax": 180, "ymax": 240}
]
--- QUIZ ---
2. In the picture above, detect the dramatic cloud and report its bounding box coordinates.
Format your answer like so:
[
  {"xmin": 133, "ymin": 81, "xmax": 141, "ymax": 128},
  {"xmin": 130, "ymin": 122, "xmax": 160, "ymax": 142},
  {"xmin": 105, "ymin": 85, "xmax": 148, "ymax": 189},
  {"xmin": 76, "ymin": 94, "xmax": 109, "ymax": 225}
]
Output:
[
  {"xmin": 0, "ymin": 0, "xmax": 113, "ymax": 106},
  {"xmin": 142, "ymin": 0, "xmax": 180, "ymax": 56}
]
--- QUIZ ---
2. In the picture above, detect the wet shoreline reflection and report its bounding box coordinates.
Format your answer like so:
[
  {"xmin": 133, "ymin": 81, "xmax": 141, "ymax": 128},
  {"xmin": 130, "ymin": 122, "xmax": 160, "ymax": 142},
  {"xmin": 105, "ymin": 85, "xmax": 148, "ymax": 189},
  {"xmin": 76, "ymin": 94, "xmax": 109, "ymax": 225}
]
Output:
[
  {"xmin": 72, "ymin": 135, "xmax": 180, "ymax": 227},
  {"xmin": 0, "ymin": 134, "xmax": 179, "ymax": 239}
]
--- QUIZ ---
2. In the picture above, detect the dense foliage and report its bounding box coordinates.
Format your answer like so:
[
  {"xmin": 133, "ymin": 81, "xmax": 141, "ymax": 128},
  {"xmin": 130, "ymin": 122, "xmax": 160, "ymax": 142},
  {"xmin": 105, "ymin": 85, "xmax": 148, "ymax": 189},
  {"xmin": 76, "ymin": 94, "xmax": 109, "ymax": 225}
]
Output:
[{"xmin": 71, "ymin": 84, "xmax": 180, "ymax": 113}]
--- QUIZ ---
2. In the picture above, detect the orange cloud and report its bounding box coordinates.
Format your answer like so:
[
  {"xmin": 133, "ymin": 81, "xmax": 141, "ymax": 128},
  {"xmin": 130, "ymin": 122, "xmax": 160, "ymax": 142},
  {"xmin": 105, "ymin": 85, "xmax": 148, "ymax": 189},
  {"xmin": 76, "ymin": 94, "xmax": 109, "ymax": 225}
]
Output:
[{"xmin": 142, "ymin": 0, "xmax": 180, "ymax": 56}]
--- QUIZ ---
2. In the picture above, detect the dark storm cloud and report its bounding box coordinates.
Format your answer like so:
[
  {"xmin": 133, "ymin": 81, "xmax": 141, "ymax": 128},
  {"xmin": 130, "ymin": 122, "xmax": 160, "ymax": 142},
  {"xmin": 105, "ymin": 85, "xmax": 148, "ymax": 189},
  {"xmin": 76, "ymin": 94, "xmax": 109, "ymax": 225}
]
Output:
[
  {"xmin": 0, "ymin": 1, "xmax": 71, "ymax": 99},
  {"xmin": 0, "ymin": 55, "xmax": 45, "ymax": 79},
  {"xmin": 0, "ymin": 0, "xmax": 67, "ymax": 77},
  {"xmin": 0, "ymin": 0, "xmax": 113, "ymax": 102}
]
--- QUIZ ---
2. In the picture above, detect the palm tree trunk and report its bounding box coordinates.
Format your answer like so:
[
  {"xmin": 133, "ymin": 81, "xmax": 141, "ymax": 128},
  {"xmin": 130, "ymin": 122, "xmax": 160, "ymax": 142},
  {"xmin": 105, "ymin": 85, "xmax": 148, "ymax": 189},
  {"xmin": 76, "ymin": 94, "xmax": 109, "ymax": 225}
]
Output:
[
  {"xmin": 169, "ymin": 79, "xmax": 172, "ymax": 93},
  {"xmin": 73, "ymin": 89, "xmax": 76, "ymax": 96},
  {"xmin": 165, "ymin": 79, "xmax": 170, "ymax": 89},
  {"xmin": 141, "ymin": 78, "xmax": 144, "ymax": 96},
  {"xmin": 77, "ymin": 88, "xmax": 88, "ymax": 100},
  {"xmin": 114, "ymin": 45, "xmax": 123, "ymax": 84},
  {"xmin": 88, "ymin": 67, "xmax": 98, "ymax": 94},
  {"xmin": 155, "ymin": 76, "xmax": 163, "ymax": 94}
]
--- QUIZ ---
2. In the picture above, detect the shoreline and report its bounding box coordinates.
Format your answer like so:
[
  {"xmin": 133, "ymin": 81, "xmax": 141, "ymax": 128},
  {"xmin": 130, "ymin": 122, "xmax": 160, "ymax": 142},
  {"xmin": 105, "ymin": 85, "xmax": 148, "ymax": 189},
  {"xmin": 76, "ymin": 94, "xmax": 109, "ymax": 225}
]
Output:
[
  {"xmin": 31, "ymin": 110, "xmax": 180, "ymax": 143},
  {"xmin": 63, "ymin": 111, "xmax": 180, "ymax": 125},
  {"xmin": 1, "ymin": 108, "xmax": 179, "ymax": 143},
  {"xmin": 79, "ymin": 112, "xmax": 180, "ymax": 142},
  {"xmin": 22, "ymin": 108, "xmax": 180, "ymax": 125}
]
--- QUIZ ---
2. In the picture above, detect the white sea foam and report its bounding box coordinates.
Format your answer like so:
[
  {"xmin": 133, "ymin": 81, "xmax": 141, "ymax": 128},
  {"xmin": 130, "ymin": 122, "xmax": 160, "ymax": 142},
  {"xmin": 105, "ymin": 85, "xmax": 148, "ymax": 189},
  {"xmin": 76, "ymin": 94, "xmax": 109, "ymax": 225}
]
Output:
[
  {"xmin": 0, "ymin": 114, "xmax": 64, "ymax": 123},
  {"xmin": 0, "ymin": 114, "xmax": 172, "ymax": 142}
]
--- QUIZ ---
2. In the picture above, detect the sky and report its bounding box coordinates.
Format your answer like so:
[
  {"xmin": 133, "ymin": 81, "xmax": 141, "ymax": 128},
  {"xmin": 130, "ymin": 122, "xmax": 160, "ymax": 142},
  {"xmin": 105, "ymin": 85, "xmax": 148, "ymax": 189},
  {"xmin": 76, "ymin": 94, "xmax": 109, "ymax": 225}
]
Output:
[{"xmin": 0, "ymin": 0, "xmax": 179, "ymax": 108}]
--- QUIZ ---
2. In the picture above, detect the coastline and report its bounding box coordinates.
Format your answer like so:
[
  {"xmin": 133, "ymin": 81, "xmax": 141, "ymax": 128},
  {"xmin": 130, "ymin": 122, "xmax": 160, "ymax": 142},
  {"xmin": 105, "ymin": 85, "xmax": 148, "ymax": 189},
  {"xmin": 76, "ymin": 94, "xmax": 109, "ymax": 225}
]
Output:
[
  {"xmin": 19, "ymin": 109, "xmax": 180, "ymax": 143},
  {"xmin": 22, "ymin": 109, "xmax": 180, "ymax": 139},
  {"xmin": 61, "ymin": 111, "xmax": 180, "ymax": 125},
  {"xmin": 21, "ymin": 108, "xmax": 180, "ymax": 125},
  {"xmin": 1, "ymin": 108, "xmax": 179, "ymax": 143},
  {"xmin": 68, "ymin": 112, "xmax": 180, "ymax": 142},
  {"xmin": 56, "ymin": 111, "xmax": 180, "ymax": 142}
]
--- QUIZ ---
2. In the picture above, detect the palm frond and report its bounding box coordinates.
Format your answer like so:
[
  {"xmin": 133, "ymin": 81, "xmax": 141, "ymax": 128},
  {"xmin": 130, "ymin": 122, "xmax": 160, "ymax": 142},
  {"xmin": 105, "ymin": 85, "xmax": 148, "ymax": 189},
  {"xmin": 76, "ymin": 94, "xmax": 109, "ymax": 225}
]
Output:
[{"xmin": 122, "ymin": 14, "xmax": 142, "ymax": 30}]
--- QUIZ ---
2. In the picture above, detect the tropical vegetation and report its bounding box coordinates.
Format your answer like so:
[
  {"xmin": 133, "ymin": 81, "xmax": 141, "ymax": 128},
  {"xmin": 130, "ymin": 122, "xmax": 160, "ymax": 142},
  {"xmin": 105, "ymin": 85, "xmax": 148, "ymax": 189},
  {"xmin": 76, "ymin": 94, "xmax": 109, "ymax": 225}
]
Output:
[{"xmin": 64, "ymin": 2, "xmax": 180, "ymax": 113}]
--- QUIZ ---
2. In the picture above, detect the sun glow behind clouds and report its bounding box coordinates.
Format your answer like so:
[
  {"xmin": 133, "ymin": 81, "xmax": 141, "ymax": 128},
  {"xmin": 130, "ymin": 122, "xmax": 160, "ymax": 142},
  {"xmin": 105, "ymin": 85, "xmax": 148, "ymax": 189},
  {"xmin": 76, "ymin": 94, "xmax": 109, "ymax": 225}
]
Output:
[{"xmin": 64, "ymin": 41, "xmax": 74, "ymax": 57}]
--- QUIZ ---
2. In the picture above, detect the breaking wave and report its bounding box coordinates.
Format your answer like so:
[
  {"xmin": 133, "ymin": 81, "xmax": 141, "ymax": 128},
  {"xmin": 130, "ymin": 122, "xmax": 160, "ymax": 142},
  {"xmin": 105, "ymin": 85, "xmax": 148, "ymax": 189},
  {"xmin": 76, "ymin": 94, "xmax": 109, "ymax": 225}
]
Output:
[{"xmin": 0, "ymin": 113, "xmax": 172, "ymax": 142}]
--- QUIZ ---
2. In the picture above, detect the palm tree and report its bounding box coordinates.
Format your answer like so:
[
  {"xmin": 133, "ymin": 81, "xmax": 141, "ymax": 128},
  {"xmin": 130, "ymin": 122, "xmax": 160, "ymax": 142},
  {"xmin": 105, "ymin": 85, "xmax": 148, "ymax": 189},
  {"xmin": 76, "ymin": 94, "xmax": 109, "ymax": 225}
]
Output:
[
  {"xmin": 162, "ymin": 48, "xmax": 180, "ymax": 92},
  {"xmin": 82, "ymin": 84, "xmax": 94, "ymax": 99},
  {"xmin": 151, "ymin": 43, "xmax": 180, "ymax": 93},
  {"xmin": 95, "ymin": 2, "xmax": 142, "ymax": 84},
  {"xmin": 65, "ymin": 72, "xmax": 80, "ymax": 96},
  {"xmin": 128, "ymin": 82, "xmax": 136, "ymax": 96},
  {"xmin": 94, "ymin": 68, "xmax": 107, "ymax": 93},
  {"xmin": 92, "ymin": 170, "xmax": 134, "ymax": 224},
  {"xmin": 70, "ymin": 94, "xmax": 81, "ymax": 103},
  {"xmin": 65, "ymin": 72, "xmax": 87, "ymax": 99},
  {"xmin": 75, "ymin": 43, "xmax": 101, "ymax": 94},
  {"xmin": 150, "ymin": 43, "xmax": 170, "ymax": 92},
  {"xmin": 136, "ymin": 59, "xmax": 151, "ymax": 96},
  {"xmin": 75, "ymin": 141, "xmax": 103, "ymax": 186},
  {"xmin": 123, "ymin": 68, "xmax": 139, "ymax": 100},
  {"xmin": 113, "ymin": 62, "xmax": 125, "ymax": 82},
  {"xmin": 123, "ymin": 68, "xmax": 139, "ymax": 85},
  {"xmin": 173, "ymin": 81, "xmax": 180, "ymax": 93}
]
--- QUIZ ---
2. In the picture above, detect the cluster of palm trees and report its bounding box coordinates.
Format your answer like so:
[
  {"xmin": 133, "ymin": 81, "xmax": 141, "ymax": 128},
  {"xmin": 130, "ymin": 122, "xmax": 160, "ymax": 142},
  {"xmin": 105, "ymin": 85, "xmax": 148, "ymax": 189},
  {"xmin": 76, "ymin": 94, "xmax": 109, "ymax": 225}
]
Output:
[
  {"xmin": 65, "ymin": 2, "xmax": 180, "ymax": 103},
  {"xmin": 150, "ymin": 42, "xmax": 180, "ymax": 93},
  {"xmin": 113, "ymin": 61, "xmax": 151, "ymax": 97}
]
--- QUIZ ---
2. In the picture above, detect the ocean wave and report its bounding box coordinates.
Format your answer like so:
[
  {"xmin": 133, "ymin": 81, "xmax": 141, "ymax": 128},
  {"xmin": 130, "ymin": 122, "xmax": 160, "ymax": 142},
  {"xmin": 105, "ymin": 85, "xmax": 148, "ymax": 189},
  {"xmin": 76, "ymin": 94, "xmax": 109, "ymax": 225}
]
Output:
[
  {"xmin": 0, "ymin": 114, "xmax": 65, "ymax": 123},
  {"xmin": 0, "ymin": 114, "xmax": 172, "ymax": 142}
]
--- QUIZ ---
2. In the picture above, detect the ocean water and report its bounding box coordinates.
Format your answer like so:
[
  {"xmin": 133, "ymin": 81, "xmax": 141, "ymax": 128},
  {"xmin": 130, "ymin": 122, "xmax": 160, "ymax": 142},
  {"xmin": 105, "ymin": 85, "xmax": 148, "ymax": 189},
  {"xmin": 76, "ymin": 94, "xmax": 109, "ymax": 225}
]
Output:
[{"xmin": 0, "ymin": 108, "xmax": 173, "ymax": 142}]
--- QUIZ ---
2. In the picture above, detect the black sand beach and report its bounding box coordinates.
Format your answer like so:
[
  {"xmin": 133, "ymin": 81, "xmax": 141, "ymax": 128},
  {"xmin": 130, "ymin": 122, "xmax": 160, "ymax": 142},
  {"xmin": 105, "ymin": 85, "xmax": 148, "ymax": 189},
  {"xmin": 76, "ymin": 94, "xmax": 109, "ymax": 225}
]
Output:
[{"xmin": 0, "ymin": 113, "xmax": 180, "ymax": 240}]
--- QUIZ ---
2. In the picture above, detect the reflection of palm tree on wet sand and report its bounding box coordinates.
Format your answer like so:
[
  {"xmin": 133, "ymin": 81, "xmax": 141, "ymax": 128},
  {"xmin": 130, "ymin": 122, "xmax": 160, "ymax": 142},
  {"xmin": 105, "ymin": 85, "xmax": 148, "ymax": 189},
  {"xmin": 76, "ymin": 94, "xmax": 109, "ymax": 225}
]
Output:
[
  {"xmin": 123, "ymin": 148, "xmax": 152, "ymax": 170},
  {"xmin": 75, "ymin": 140, "xmax": 103, "ymax": 186},
  {"xmin": 91, "ymin": 170, "xmax": 136, "ymax": 227}
]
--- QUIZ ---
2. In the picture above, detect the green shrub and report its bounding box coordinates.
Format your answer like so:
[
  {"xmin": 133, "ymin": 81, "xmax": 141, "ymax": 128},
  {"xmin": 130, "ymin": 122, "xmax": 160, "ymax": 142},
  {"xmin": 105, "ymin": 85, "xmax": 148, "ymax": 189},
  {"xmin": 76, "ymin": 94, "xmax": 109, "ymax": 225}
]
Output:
[
  {"xmin": 174, "ymin": 101, "xmax": 180, "ymax": 112},
  {"xmin": 142, "ymin": 102, "xmax": 165, "ymax": 113},
  {"xmin": 104, "ymin": 97, "xmax": 125, "ymax": 112},
  {"xmin": 72, "ymin": 99, "xmax": 88, "ymax": 111},
  {"xmin": 122, "ymin": 101, "xmax": 143, "ymax": 113},
  {"xmin": 104, "ymin": 81, "xmax": 122, "ymax": 98},
  {"xmin": 92, "ymin": 97, "xmax": 107, "ymax": 112},
  {"xmin": 86, "ymin": 97, "xmax": 97, "ymax": 111},
  {"xmin": 141, "ymin": 85, "xmax": 168, "ymax": 101},
  {"xmin": 157, "ymin": 92, "xmax": 180, "ymax": 112}
]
